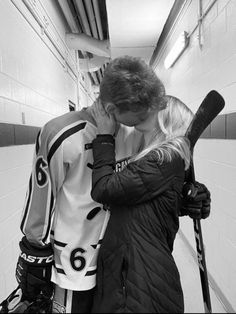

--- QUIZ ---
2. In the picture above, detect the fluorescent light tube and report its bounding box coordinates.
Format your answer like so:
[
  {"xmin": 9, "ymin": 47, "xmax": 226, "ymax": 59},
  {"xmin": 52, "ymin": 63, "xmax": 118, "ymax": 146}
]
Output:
[{"xmin": 164, "ymin": 31, "xmax": 189, "ymax": 69}]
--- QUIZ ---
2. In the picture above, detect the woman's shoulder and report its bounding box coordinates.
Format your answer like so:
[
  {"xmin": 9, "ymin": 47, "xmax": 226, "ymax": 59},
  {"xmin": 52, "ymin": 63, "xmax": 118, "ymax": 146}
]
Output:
[
  {"xmin": 134, "ymin": 150, "xmax": 185, "ymax": 176},
  {"xmin": 138, "ymin": 149, "xmax": 183, "ymax": 163},
  {"xmin": 125, "ymin": 150, "xmax": 185, "ymax": 197}
]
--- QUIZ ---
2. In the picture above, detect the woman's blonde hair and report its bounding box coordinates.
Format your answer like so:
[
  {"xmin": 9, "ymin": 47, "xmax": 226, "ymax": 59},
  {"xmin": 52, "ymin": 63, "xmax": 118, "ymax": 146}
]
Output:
[{"xmin": 132, "ymin": 95, "xmax": 194, "ymax": 170}]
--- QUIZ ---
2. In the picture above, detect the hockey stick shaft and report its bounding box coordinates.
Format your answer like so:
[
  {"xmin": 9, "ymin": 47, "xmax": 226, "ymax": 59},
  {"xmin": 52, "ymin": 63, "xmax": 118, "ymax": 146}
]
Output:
[
  {"xmin": 189, "ymin": 163, "xmax": 212, "ymax": 313},
  {"xmin": 185, "ymin": 90, "xmax": 225, "ymax": 313}
]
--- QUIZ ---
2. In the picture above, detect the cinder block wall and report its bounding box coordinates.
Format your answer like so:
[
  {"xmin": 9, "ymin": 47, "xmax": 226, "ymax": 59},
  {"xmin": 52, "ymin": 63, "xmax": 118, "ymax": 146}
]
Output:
[
  {"xmin": 0, "ymin": 0, "xmax": 92, "ymax": 300},
  {"xmin": 153, "ymin": 0, "xmax": 236, "ymax": 310}
]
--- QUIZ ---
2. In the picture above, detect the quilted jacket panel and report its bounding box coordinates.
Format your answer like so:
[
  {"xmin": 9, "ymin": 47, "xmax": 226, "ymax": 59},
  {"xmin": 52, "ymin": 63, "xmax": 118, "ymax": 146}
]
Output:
[{"xmin": 91, "ymin": 135, "xmax": 185, "ymax": 313}]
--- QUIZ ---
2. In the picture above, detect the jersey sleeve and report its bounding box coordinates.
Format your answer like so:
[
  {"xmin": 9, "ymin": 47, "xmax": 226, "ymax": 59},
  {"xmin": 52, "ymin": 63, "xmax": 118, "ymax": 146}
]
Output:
[
  {"xmin": 91, "ymin": 135, "xmax": 180, "ymax": 206},
  {"xmin": 20, "ymin": 124, "xmax": 68, "ymax": 247}
]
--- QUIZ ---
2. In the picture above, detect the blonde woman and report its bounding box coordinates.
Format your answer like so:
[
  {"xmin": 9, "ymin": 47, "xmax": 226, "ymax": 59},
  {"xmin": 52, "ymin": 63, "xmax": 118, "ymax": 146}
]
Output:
[{"xmin": 90, "ymin": 96, "xmax": 194, "ymax": 313}]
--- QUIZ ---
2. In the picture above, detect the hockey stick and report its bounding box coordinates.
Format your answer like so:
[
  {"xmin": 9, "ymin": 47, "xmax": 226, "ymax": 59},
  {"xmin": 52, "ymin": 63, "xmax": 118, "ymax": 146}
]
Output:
[{"xmin": 185, "ymin": 90, "xmax": 225, "ymax": 313}]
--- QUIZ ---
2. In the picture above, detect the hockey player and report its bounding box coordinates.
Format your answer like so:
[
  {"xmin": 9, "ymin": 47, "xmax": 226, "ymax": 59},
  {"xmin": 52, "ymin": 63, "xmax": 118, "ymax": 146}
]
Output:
[{"xmin": 0, "ymin": 56, "xmax": 210, "ymax": 313}]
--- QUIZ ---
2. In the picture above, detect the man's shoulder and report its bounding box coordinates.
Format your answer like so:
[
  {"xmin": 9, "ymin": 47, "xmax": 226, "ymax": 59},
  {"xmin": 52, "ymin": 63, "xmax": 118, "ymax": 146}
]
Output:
[
  {"xmin": 42, "ymin": 110, "xmax": 96, "ymax": 141},
  {"xmin": 45, "ymin": 110, "xmax": 85, "ymax": 128}
]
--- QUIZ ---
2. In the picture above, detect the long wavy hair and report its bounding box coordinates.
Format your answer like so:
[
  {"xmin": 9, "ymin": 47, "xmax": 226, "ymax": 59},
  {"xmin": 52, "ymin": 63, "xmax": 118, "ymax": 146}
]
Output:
[{"xmin": 132, "ymin": 95, "xmax": 194, "ymax": 170}]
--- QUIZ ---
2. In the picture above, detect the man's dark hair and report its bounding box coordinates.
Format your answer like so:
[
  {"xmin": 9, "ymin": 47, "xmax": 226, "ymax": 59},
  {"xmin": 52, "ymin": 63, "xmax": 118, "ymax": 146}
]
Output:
[{"xmin": 100, "ymin": 55, "xmax": 166, "ymax": 113}]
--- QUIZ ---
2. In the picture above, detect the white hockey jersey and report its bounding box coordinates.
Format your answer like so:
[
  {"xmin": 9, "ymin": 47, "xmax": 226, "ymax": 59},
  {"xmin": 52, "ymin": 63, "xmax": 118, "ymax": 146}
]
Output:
[{"xmin": 20, "ymin": 109, "xmax": 142, "ymax": 291}]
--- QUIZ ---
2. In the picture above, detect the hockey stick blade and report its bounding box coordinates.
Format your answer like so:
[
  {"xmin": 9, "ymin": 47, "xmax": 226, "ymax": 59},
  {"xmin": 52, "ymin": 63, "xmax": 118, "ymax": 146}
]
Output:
[{"xmin": 186, "ymin": 90, "xmax": 225, "ymax": 151}]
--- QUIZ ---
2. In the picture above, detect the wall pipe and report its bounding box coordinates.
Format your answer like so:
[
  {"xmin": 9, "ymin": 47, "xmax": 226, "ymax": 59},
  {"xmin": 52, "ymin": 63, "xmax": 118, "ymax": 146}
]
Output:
[
  {"xmin": 73, "ymin": 0, "xmax": 101, "ymax": 82},
  {"xmin": 73, "ymin": 0, "xmax": 91, "ymax": 35},
  {"xmin": 83, "ymin": 0, "xmax": 103, "ymax": 81},
  {"xmin": 92, "ymin": 0, "xmax": 107, "ymax": 75},
  {"xmin": 74, "ymin": 0, "xmax": 106, "ymax": 80},
  {"xmin": 73, "ymin": 0, "xmax": 109, "ymax": 76},
  {"xmin": 198, "ymin": 0, "xmax": 203, "ymax": 48},
  {"xmin": 92, "ymin": 0, "xmax": 104, "ymax": 41},
  {"xmin": 79, "ymin": 56, "xmax": 109, "ymax": 72},
  {"xmin": 57, "ymin": 0, "xmax": 99, "ymax": 85},
  {"xmin": 65, "ymin": 33, "xmax": 110, "ymax": 58},
  {"xmin": 84, "ymin": 0, "xmax": 98, "ymax": 39},
  {"xmin": 187, "ymin": 0, "xmax": 217, "ymax": 39},
  {"xmin": 57, "ymin": 0, "xmax": 80, "ymax": 33}
]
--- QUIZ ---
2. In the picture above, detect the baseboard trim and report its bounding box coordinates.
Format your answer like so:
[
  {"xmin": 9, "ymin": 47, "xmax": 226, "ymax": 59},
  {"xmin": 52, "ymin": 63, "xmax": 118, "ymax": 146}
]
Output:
[{"xmin": 0, "ymin": 123, "xmax": 40, "ymax": 147}]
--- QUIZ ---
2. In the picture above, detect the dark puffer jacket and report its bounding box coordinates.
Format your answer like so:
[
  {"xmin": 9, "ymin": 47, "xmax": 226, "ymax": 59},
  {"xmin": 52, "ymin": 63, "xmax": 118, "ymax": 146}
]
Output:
[{"xmin": 91, "ymin": 135, "xmax": 185, "ymax": 313}]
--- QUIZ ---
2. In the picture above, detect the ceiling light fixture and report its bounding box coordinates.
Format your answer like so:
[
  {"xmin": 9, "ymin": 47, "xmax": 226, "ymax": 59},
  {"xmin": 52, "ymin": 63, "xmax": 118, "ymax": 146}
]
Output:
[{"xmin": 164, "ymin": 31, "xmax": 189, "ymax": 69}]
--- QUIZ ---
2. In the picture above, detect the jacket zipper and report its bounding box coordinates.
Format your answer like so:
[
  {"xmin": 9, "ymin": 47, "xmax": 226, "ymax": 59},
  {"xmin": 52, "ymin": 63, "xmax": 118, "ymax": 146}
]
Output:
[
  {"xmin": 121, "ymin": 266, "xmax": 127, "ymax": 300},
  {"xmin": 121, "ymin": 254, "xmax": 129, "ymax": 305},
  {"xmin": 122, "ymin": 280, "xmax": 127, "ymax": 298}
]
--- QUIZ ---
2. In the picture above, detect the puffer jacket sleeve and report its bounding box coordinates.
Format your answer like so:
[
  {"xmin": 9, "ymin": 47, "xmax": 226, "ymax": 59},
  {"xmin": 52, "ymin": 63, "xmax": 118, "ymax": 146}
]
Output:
[{"xmin": 91, "ymin": 134, "xmax": 182, "ymax": 206}]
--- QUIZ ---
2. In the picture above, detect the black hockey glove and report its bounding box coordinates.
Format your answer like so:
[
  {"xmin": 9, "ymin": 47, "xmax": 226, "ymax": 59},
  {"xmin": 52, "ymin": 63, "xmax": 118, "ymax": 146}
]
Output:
[
  {"xmin": 15, "ymin": 236, "xmax": 54, "ymax": 302},
  {"xmin": 180, "ymin": 181, "xmax": 211, "ymax": 219},
  {"xmin": 0, "ymin": 286, "xmax": 52, "ymax": 313}
]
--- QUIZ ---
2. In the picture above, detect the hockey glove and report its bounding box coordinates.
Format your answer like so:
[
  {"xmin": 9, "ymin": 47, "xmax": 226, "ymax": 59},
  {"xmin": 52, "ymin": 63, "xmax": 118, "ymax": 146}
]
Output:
[
  {"xmin": 180, "ymin": 181, "xmax": 211, "ymax": 219},
  {"xmin": 0, "ymin": 286, "xmax": 52, "ymax": 313},
  {"xmin": 0, "ymin": 286, "xmax": 31, "ymax": 313},
  {"xmin": 15, "ymin": 236, "xmax": 54, "ymax": 302}
]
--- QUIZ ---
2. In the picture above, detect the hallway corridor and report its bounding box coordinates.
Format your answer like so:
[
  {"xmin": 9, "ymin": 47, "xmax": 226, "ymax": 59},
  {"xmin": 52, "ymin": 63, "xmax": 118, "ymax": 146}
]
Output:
[{"xmin": 0, "ymin": 0, "xmax": 236, "ymax": 312}]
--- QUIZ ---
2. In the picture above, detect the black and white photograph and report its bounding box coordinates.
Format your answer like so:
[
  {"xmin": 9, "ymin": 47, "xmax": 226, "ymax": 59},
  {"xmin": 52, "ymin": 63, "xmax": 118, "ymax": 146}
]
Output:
[{"xmin": 0, "ymin": 0, "xmax": 235, "ymax": 313}]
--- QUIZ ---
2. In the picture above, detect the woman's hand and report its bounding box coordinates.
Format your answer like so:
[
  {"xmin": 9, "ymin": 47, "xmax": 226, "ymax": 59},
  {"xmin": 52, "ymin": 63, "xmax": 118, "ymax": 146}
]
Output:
[{"xmin": 92, "ymin": 99, "xmax": 116, "ymax": 135}]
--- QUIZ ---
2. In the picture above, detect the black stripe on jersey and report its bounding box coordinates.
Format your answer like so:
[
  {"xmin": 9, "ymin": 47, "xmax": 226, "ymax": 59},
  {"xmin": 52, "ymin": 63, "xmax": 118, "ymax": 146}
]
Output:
[
  {"xmin": 35, "ymin": 131, "xmax": 41, "ymax": 155},
  {"xmin": 91, "ymin": 239, "xmax": 103, "ymax": 249},
  {"xmin": 54, "ymin": 239, "xmax": 67, "ymax": 247},
  {"xmin": 85, "ymin": 143, "xmax": 92, "ymax": 150},
  {"xmin": 64, "ymin": 289, "xmax": 68, "ymax": 307},
  {"xmin": 86, "ymin": 207, "xmax": 102, "ymax": 220},
  {"xmin": 20, "ymin": 175, "xmax": 33, "ymax": 233},
  {"xmin": 42, "ymin": 191, "xmax": 55, "ymax": 244},
  {"xmin": 87, "ymin": 163, "xmax": 93, "ymax": 170},
  {"xmin": 47, "ymin": 122, "xmax": 86, "ymax": 164},
  {"xmin": 55, "ymin": 267, "xmax": 66, "ymax": 275},
  {"xmin": 85, "ymin": 269, "xmax": 97, "ymax": 276}
]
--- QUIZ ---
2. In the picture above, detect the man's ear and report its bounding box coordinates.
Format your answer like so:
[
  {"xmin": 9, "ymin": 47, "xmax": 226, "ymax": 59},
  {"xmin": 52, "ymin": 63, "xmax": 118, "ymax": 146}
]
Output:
[
  {"xmin": 104, "ymin": 102, "xmax": 116, "ymax": 114},
  {"xmin": 159, "ymin": 97, "xmax": 168, "ymax": 111}
]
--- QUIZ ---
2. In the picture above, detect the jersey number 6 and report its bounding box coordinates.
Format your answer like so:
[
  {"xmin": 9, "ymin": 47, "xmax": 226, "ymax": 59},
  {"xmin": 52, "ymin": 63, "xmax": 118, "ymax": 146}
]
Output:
[
  {"xmin": 35, "ymin": 156, "xmax": 48, "ymax": 187},
  {"xmin": 70, "ymin": 248, "xmax": 86, "ymax": 271}
]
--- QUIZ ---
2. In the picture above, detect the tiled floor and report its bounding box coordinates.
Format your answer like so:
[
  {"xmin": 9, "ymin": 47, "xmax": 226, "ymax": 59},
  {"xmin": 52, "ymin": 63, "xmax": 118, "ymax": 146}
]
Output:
[{"xmin": 173, "ymin": 232, "xmax": 227, "ymax": 313}]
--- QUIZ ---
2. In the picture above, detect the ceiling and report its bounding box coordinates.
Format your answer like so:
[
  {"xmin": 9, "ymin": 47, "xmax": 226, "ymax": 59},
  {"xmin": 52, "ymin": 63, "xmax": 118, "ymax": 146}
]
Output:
[
  {"xmin": 58, "ymin": 0, "xmax": 175, "ymax": 84},
  {"xmin": 106, "ymin": 0, "xmax": 175, "ymax": 63}
]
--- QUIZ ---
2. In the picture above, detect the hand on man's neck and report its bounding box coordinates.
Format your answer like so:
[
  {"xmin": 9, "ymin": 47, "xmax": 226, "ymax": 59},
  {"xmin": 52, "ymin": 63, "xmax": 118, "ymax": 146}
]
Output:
[{"xmin": 87, "ymin": 102, "xmax": 120, "ymax": 137}]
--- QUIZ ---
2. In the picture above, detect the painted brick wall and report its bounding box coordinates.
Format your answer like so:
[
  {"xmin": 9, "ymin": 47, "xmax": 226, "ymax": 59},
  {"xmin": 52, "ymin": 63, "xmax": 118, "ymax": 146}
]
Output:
[
  {"xmin": 0, "ymin": 0, "xmax": 92, "ymax": 300},
  {"xmin": 153, "ymin": 0, "xmax": 236, "ymax": 310},
  {"xmin": 0, "ymin": 145, "xmax": 34, "ymax": 300},
  {"xmin": 0, "ymin": 0, "xmax": 79, "ymax": 126}
]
